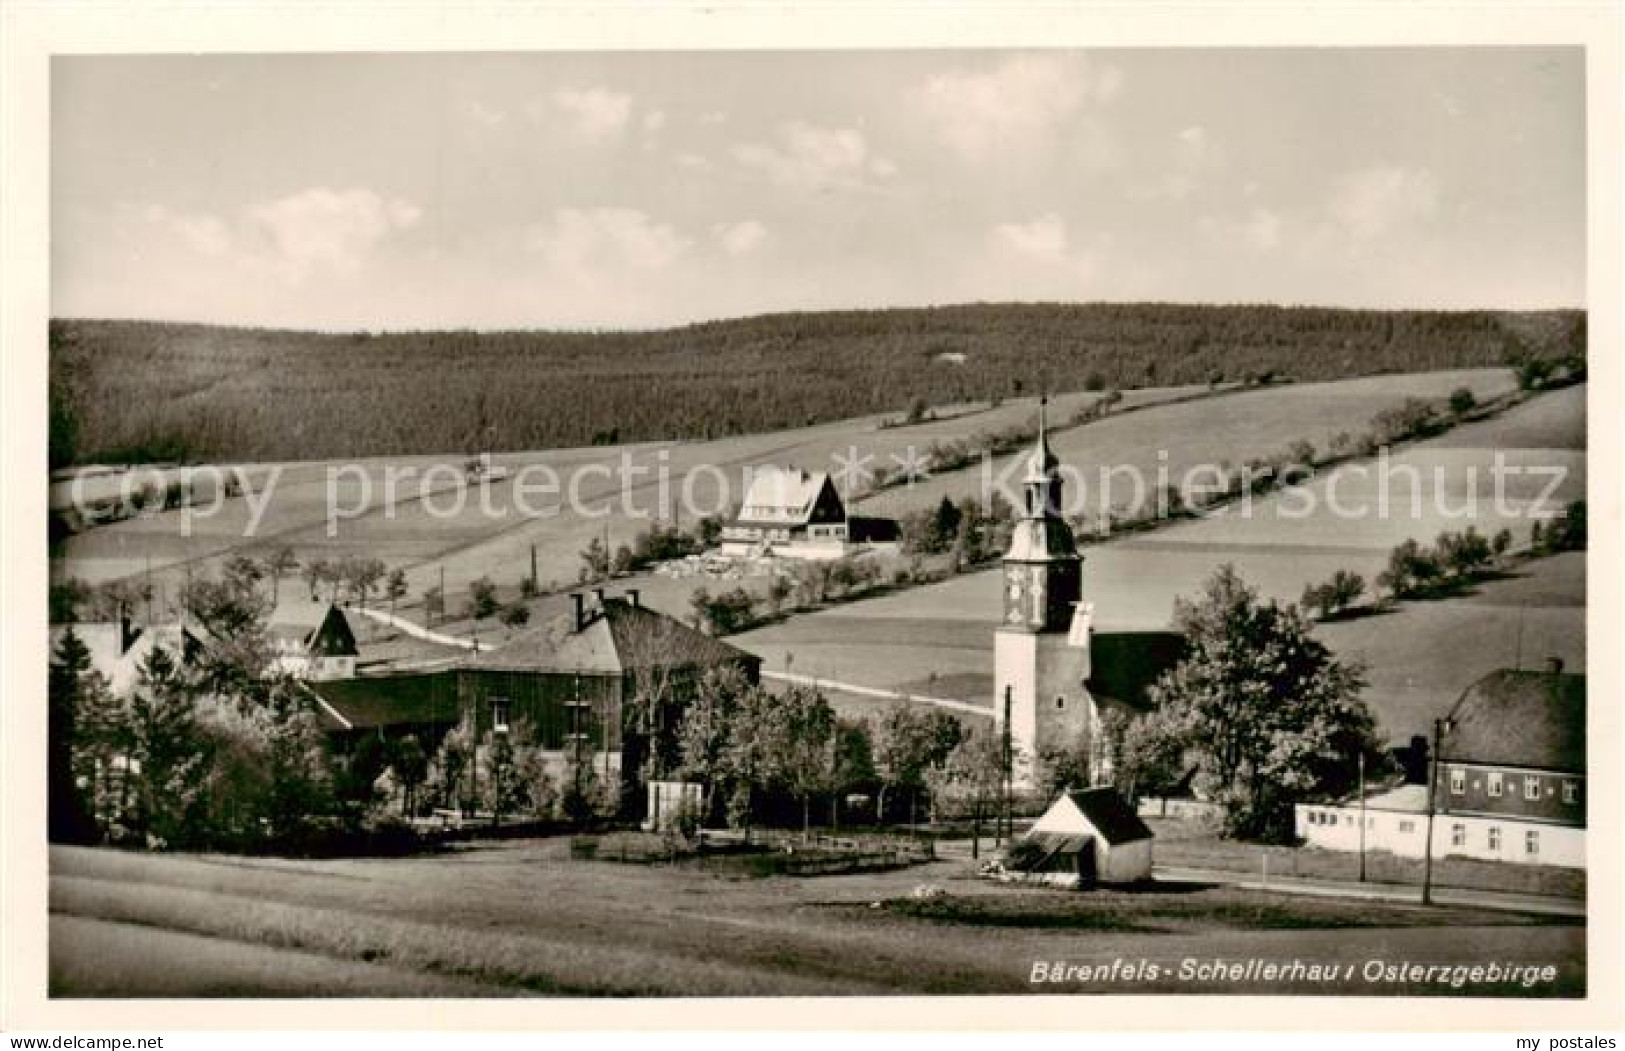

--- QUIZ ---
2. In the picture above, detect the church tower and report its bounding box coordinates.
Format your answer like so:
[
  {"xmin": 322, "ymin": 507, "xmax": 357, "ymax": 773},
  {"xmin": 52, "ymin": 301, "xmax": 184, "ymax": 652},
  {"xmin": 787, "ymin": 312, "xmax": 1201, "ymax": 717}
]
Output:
[{"xmin": 994, "ymin": 399, "xmax": 1095, "ymax": 788}]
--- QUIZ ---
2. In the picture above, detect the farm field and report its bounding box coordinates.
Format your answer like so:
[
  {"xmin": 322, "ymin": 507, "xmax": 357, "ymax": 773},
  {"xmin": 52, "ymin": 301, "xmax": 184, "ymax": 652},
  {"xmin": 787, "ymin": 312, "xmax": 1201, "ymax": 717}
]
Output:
[
  {"xmin": 55, "ymin": 370, "xmax": 1517, "ymax": 622},
  {"xmin": 736, "ymin": 385, "xmax": 1586, "ymax": 744},
  {"xmin": 49, "ymin": 842, "xmax": 1582, "ymax": 997}
]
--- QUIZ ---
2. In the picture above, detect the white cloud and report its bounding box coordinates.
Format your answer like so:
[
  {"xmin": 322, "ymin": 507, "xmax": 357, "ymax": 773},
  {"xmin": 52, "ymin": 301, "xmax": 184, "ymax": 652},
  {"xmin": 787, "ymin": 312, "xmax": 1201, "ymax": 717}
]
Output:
[
  {"xmin": 243, "ymin": 187, "xmax": 420, "ymax": 279},
  {"xmin": 916, "ymin": 55, "xmax": 1121, "ymax": 162},
  {"xmin": 731, "ymin": 121, "xmax": 897, "ymax": 190},
  {"xmin": 469, "ymin": 100, "xmax": 506, "ymax": 129},
  {"xmin": 1328, "ymin": 165, "xmax": 1440, "ymax": 240},
  {"xmin": 731, "ymin": 121, "xmax": 893, "ymax": 190},
  {"xmin": 716, "ymin": 219, "xmax": 767, "ymax": 256},
  {"xmin": 551, "ymin": 87, "xmax": 634, "ymax": 140},
  {"xmin": 699, "ymin": 110, "xmax": 727, "ymax": 126},
  {"xmin": 526, "ymin": 207, "xmax": 688, "ymax": 271},
  {"xmin": 642, "ymin": 110, "xmax": 667, "ymax": 133},
  {"xmin": 995, "ymin": 214, "xmax": 1069, "ymax": 261}
]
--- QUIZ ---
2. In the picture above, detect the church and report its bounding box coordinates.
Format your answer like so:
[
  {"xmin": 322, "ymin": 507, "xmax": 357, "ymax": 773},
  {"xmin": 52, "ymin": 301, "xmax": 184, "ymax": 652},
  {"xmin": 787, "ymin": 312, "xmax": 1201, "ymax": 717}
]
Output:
[{"xmin": 992, "ymin": 406, "xmax": 1185, "ymax": 789}]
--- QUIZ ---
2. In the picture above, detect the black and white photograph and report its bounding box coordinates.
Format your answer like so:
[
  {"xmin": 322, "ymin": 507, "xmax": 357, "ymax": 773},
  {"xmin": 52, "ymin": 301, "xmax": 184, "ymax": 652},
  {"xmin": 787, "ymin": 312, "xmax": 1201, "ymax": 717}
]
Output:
[{"xmin": 3, "ymin": 1, "xmax": 1621, "ymax": 1036}]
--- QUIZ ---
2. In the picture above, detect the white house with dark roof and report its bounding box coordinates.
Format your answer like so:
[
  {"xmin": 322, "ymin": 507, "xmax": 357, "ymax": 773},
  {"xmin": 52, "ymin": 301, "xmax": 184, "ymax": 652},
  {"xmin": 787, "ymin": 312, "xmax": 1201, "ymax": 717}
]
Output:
[
  {"xmin": 721, "ymin": 466, "xmax": 849, "ymax": 559},
  {"xmin": 267, "ymin": 597, "xmax": 358, "ymax": 681},
  {"xmin": 997, "ymin": 788, "xmax": 1154, "ymax": 886},
  {"xmin": 1296, "ymin": 664, "xmax": 1586, "ymax": 869}
]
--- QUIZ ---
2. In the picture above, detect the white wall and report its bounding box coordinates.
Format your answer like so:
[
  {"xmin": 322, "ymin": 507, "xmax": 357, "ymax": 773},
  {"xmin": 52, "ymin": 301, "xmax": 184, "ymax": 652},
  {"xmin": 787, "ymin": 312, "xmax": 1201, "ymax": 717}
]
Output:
[
  {"xmin": 1102, "ymin": 837, "xmax": 1153, "ymax": 882},
  {"xmin": 1295, "ymin": 804, "xmax": 1584, "ymax": 869}
]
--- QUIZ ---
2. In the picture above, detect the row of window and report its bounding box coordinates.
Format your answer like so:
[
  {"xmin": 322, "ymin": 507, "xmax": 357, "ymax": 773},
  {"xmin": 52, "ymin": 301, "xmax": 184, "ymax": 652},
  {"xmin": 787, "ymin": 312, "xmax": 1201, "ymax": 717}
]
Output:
[
  {"xmin": 1451, "ymin": 823, "xmax": 1542, "ymax": 856},
  {"xmin": 1303, "ymin": 811, "xmax": 1543, "ymax": 856},
  {"xmin": 1447, "ymin": 768, "xmax": 1580, "ymax": 804}
]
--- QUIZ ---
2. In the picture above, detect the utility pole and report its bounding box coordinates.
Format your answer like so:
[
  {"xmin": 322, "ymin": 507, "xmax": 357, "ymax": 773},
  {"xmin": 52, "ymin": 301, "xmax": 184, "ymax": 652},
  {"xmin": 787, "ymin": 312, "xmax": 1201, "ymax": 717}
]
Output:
[
  {"xmin": 994, "ymin": 692, "xmax": 1007, "ymax": 844},
  {"xmin": 1357, "ymin": 751, "xmax": 1368, "ymax": 883},
  {"xmin": 1421, "ymin": 717, "xmax": 1450, "ymax": 905}
]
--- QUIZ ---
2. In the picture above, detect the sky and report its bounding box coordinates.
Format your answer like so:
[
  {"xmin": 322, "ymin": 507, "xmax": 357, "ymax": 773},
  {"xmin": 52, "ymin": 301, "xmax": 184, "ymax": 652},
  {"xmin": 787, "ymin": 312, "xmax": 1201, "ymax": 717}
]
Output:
[{"xmin": 51, "ymin": 49, "xmax": 1586, "ymax": 331}]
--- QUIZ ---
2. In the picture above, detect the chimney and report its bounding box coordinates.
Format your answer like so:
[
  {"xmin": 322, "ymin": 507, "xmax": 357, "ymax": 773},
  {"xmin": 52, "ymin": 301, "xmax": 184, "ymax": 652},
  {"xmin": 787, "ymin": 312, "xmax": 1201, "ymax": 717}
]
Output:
[
  {"xmin": 571, "ymin": 592, "xmax": 586, "ymax": 632},
  {"xmin": 1546, "ymin": 657, "xmax": 1564, "ymax": 675},
  {"xmin": 626, "ymin": 589, "xmax": 641, "ymax": 608}
]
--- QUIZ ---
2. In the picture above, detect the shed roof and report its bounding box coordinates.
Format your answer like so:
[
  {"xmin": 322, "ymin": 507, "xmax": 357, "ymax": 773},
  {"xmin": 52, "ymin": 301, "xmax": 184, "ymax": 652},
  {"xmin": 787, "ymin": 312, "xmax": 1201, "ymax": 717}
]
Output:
[{"xmin": 1029, "ymin": 787, "xmax": 1153, "ymax": 845}]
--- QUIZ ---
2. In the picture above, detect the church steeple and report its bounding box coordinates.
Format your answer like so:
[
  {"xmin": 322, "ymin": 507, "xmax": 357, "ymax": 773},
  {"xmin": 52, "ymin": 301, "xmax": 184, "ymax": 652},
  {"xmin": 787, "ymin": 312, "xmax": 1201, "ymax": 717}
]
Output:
[{"xmin": 1001, "ymin": 396, "xmax": 1082, "ymax": 632}]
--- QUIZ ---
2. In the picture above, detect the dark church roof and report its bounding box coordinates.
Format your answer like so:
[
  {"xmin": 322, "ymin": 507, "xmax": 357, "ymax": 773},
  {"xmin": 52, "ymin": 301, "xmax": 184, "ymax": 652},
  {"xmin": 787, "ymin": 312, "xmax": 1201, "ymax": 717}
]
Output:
[
  {"xmin": 465, "ymin": 597, "xmax": 757, "ymax": 676},
  {"xmin": 1086, "ymin": 630, "xmax": 1187, "ymax": 710},
  {"xmin": 1442, "ymin": 669, "xmax": 1586, "ymax": 773}
]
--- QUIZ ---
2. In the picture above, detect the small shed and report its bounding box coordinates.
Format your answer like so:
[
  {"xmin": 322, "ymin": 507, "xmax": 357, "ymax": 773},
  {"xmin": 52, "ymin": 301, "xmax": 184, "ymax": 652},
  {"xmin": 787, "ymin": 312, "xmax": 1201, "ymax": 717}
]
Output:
[{"xmin": 1005, "ymin": 788, "xmax": 1154, "ymax": 886}]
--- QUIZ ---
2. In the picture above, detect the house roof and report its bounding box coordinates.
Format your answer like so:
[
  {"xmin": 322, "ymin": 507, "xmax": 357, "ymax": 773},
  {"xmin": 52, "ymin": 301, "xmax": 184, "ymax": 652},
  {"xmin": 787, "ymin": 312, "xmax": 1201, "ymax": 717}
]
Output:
[
  {"xmin": 1443, "ymin": 669, "xmax": 1586, "ymax": 773},
  {"xmin": 304, "ymin": 671, "xmax": 460, "ymax": 733},
  {"xmin": 1029, "ymin": 787, "xmax": 1154, "ymax": 845},
  {"xmin": 464, "ymin": 597, "xmax": 757, "ymax": 676},
  {"xmin": 733, "ymin": 466, "xmax": 838, "ymax": 526},
  {"xmin": 1087, "ymin": 630, "xmax": 1187, "ymax": 711},
  {"xmin": 1066, "ymin": 788, "xmax": 1155, "ymax": 844},
  {"xmin": 267, "ymin": 597, "xmax": 350, "ymax": 647}
]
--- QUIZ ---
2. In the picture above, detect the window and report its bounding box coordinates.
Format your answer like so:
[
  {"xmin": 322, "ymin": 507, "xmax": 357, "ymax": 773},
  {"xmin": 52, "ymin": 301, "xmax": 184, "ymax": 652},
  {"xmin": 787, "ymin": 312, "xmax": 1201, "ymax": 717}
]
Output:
[
  {"xmin": 1488, "ymin": 772, "xmax": 1503, "ymax": 797},
  {"xmin": 1488, "ymin": 826, "xmax": 1502, "ymax": 851},
  {"xmin": 1524, "ymin": 776, "xmax": 1541, "ymax": 801},
  {"xmin": 1451, "ymin": 823, "xmax": 1466, "ymax": 847},
  {"xmin": 1563, "ymin": 781, "xmax": 1579, "ymax": 805},
  {"xmin": 1525, "ymin": 830, "xmax": 1540, "ymax": 856},
  {"xmin": 1449, "ymin": 768, "xmax": 1465, "ymax": 795},
  {"xmin": 490, "ymin": 698, "xmax": 510, "ymax": 734},
  {"xmin": 1056, "ymin": 696, "xmax": 1066, "ymax": 710},
  {"xmin": 1398, "ymin": 820, "xmax": 1416, "ymax": 834}
]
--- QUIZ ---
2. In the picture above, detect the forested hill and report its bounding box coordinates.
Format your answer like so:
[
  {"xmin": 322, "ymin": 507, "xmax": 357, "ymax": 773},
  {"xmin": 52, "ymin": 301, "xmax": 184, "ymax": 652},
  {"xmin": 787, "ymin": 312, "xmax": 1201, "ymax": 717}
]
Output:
[{"xmin": 50, "ymin": 303, "xmax": 1584, "ymax": 466}]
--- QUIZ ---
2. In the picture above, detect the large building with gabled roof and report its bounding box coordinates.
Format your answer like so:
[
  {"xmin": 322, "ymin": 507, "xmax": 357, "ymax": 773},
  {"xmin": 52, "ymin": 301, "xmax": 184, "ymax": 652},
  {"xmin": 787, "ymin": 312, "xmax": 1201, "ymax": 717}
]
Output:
[{"xmin": 721, "ymin": 465, "xmax": 850, "ymax": 559}]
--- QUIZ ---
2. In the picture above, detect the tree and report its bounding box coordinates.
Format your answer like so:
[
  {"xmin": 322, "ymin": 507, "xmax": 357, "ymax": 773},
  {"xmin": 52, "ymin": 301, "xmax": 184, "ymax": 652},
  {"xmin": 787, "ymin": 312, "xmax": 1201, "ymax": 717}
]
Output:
[
  {"xmin": 1113, "ymin": 705, "xmax": 1191, "ymax": 802},
  {"xmin": 303, "ymin": 557, "xmax": 332, "ymax": 601},
  {"xmin": 676, "ymin": 667, "xmax": 739, "ymax": 818},
  {"xmin": 692, "ymin": 587, "xmax": 755, "ymax": 635},
  {"xmin": 1300, "ymin": 569, "xmax": 1365, "ymax": 621},
  {"xmin": 262, "ymin": 546, "xmax": 299, "ymax": 605},
  {"xmin": 345, "ymin": 556, "xmax": 387, "ymax": 610},
  {"xmin": 124, "ymin": 646, "xmax": 213, "ymax": 848},
  {"xmin": 1148, "ymin": 565, "xmax": 1376, "ymax": 841},
  {"xmin": 391, "ymin": 735, "xmax": 429, "ymax": 818},
  {"xmin": 1376, "ymin": 538, "xmax": 1442, "ymax": 600},
  {"xmin": 48, "ymin": 628, "xmax": 99, "ymax": 843},
  {"xmin": 1036, "ymin": 729, "xmax": 1095, "ymax": 800},
  {"xmin": 776, "ymin": 686, "xmax": 837, "ymax": 835},
  {"xmin": 1448, "ymin": 387, "xmax": 1476, "ymax": 415},
  {"xmin": 1436, "ymin": 528, "xmax": 1492, "ymax": 582},
  {"xmin": 579, "ymin": 536, "xmax": 610, "ymax": 584},
  {"xmin": 871, "ymin": 704, "xmax": 962, "ymax": 824},
  {"xmin": 50, "ymin": 577, "xmax": 91, "ymax": 624},
  {"xmin": 483, "ymin": 731, "xmax": 523, "ymax": 825},
  {"xmin": 926, "ymin": 728, "xmax": 1007, "ymax": 856},
  {"xmin": 500, "ymin": 602, "xmax": 531, "ymax": 629},
  {"xmin": 466, "ymin": 576, "xmax": 500, "ymax": 620},
  {"xmin": 385, "ymin": 567, "xmax": 409, "ymax": 618}
]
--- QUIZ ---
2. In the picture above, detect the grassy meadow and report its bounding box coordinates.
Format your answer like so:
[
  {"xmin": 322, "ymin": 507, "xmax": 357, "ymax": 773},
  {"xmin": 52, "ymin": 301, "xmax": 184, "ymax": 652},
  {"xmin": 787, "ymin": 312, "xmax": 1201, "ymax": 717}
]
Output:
[{"xmin": 49, "ymin": 842, "xmax": 1582, "ymax": 997}]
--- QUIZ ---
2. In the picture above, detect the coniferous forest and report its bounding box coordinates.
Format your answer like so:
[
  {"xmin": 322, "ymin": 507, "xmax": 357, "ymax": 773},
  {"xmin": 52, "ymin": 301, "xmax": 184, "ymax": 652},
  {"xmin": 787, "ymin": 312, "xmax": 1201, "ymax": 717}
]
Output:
[{"xmin": 49, "ymin": 303, "xmax": 1584, "ymax": 467}]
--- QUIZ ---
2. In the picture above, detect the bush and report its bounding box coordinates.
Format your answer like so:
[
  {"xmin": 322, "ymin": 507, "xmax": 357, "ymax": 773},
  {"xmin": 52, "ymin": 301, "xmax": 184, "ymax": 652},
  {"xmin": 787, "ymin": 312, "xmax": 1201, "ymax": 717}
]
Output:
[{"xmin": 1448, "ymin": 387, "xmax": 1476, "ymax": 414}]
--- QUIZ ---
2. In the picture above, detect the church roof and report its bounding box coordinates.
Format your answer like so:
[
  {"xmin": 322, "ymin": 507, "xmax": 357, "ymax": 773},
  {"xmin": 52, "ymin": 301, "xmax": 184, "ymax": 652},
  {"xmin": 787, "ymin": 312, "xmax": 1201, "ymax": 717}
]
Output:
[{"xmin": 1087, "ymin": 630, "xmax": 1188, "ymax": 711}]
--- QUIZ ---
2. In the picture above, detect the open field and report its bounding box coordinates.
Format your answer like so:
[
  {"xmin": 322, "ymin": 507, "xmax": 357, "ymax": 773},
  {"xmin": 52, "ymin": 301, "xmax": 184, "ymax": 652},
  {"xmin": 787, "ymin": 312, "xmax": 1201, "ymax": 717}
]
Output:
[
  {"xmin": 54, "ymin": 370, "xmax": 1522, "ymax": 615},
  {"xmin": 49, "ymin": 842, "xmax": 1582, "ymax": 997},
  {"xmin": 736, "ymin": 385, "xmax": 1586, "ymax": 744}
]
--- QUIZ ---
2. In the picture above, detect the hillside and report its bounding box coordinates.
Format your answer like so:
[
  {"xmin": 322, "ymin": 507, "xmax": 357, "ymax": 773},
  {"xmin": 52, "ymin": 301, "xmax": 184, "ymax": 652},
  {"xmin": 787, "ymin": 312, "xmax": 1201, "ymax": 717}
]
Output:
[{"xmin": 49, "ymin": 304, "xmax": 1583, "ymax": 466}]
